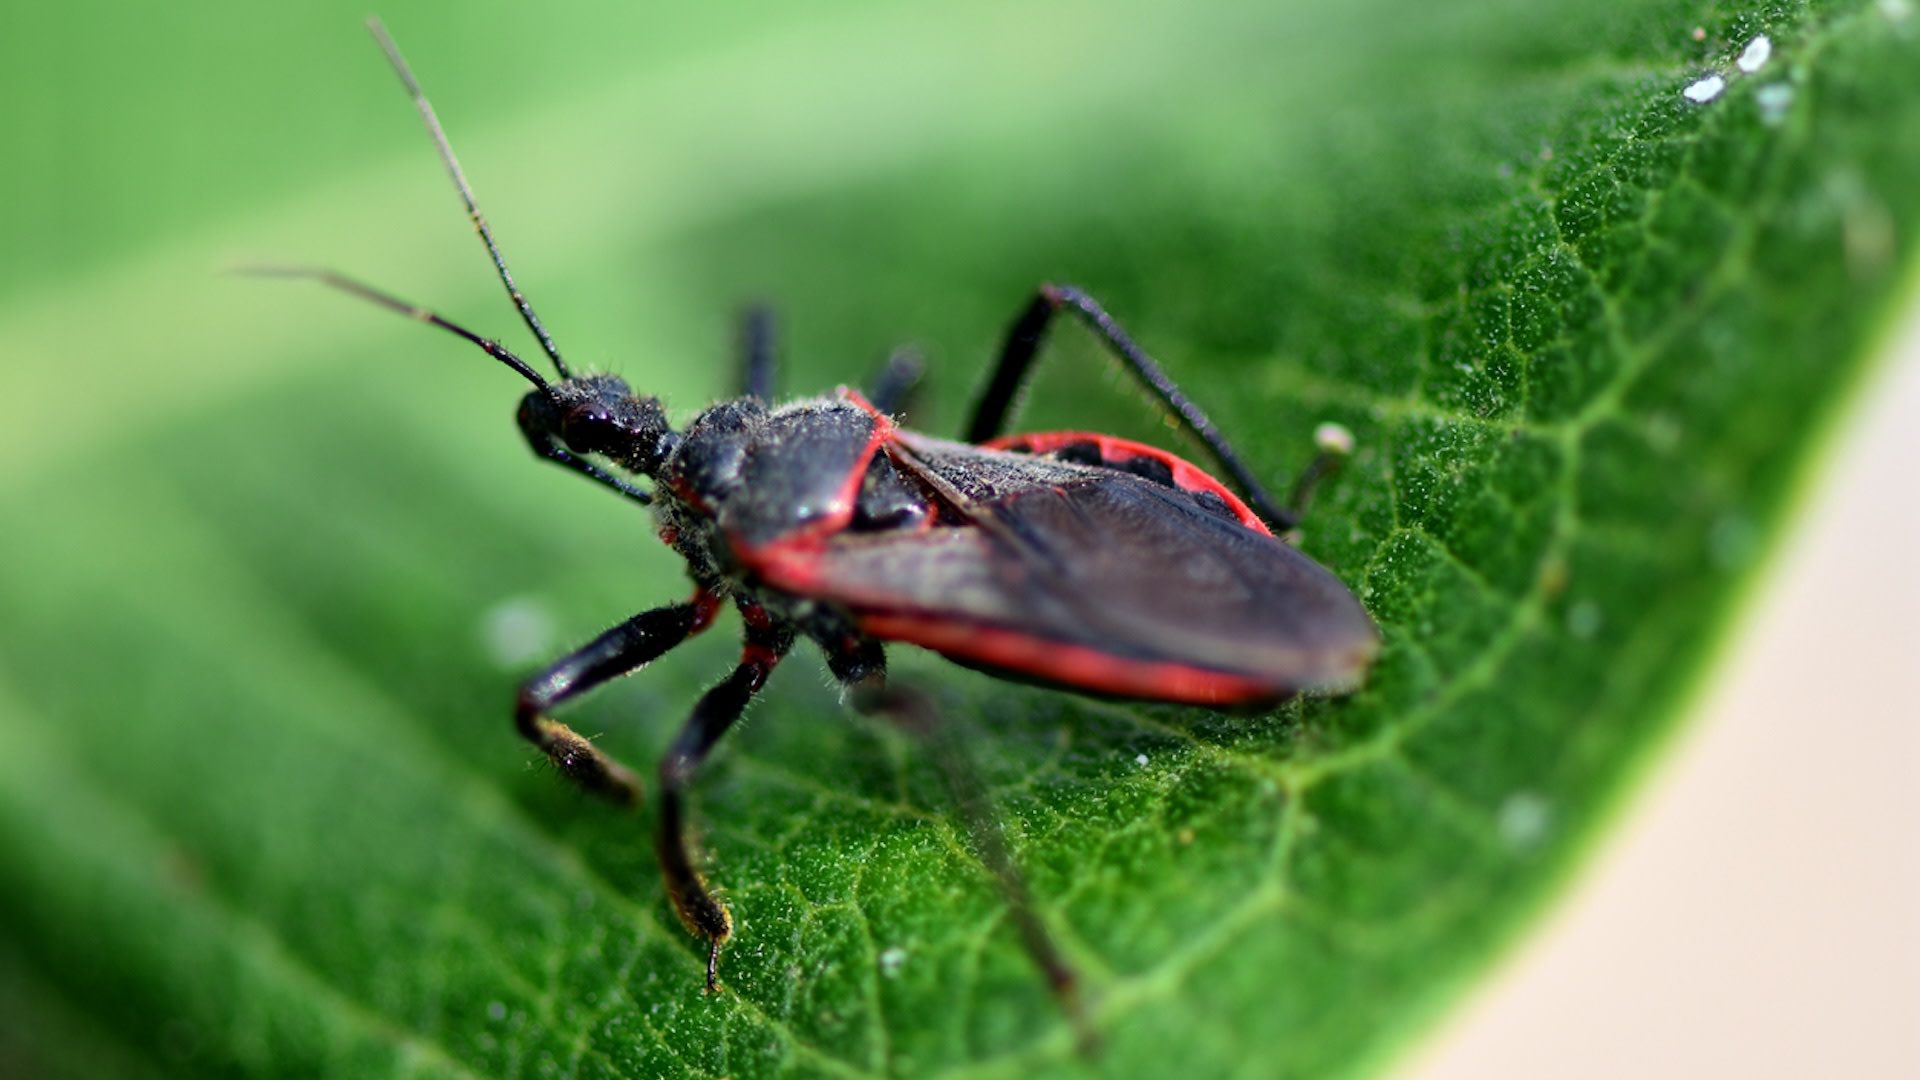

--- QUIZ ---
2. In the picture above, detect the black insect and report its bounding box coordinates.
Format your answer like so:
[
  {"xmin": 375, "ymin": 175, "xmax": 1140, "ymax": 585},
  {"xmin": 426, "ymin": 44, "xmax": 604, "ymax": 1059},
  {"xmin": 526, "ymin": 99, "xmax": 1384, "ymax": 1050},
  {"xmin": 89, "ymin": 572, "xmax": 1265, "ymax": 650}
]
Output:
[{"xmin": 272, "ymin": 18, "xmax": 1380, "ymax": 1029}]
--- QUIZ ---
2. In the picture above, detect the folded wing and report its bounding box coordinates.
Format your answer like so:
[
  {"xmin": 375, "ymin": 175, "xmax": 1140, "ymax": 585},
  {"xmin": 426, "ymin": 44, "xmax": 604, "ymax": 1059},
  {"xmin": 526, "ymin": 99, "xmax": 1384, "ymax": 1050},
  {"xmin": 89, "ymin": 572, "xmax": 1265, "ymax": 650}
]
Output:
[{"xmin": 749, "ymin": 454, "xmax": 1379, "ymax": 704}]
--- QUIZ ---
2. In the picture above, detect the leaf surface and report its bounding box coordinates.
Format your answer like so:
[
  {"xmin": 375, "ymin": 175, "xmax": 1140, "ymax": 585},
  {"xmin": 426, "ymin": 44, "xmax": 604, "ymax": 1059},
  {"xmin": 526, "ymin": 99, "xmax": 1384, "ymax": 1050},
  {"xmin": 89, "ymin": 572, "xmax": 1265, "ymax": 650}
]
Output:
[{"xmin": 1, "ymin": 1, "xmax": 1915, "ymax": 1077}]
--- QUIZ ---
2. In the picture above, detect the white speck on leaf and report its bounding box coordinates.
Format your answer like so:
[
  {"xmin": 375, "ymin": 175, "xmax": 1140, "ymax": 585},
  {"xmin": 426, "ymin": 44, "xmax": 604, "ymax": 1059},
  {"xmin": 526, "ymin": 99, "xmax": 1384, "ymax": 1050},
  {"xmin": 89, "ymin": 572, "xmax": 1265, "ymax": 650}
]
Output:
[
  {"xmin": 1314, "ymin": 421, "xmax": 1356, "ymax": 455},
  {"xmin": 1736, "ymin": 34, "xmax": 1772, "ymax": 73},
  {"xmin": 878, "ymin": 947, "xmax": 907, "ymax": 977},
  {"xmin": 1683, "ymin": 74, "xmax": 1726, "ymax": 103},
  {"xmin": 1756, "ymin": 82, "xmax": 1794, "ymax": 125},
  {"xmin": 1135, "ymin": 752, "xmax": 1150, "ymax": 767},
  {"xmin": 480, "ymin": 596, "xmax": 558, "ymax": 667},
  {"xmin": 1645, "ymin": 413, "xmax": 1684, "ymax": 453},
  {"xmin": 1498, "ymin": 792, "xmax": 1553, "ymax": 850}
]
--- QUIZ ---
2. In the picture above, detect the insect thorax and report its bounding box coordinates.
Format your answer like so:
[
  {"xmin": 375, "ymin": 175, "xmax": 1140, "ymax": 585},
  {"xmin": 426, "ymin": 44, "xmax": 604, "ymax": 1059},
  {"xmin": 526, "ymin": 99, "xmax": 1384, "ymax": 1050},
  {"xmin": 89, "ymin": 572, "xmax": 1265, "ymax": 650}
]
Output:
[{"xmin": 652, "ymin": 396, "xmax": 928, "ymax": 611}]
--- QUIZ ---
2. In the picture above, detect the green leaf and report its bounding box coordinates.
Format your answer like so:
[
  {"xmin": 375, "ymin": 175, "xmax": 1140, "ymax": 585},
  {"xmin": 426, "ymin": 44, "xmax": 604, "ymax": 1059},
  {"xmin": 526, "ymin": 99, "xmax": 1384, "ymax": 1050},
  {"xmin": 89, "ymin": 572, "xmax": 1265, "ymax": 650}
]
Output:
[{"xmin": 2, "ymin": 1, "xmax": 1914, "ymax": 1076}]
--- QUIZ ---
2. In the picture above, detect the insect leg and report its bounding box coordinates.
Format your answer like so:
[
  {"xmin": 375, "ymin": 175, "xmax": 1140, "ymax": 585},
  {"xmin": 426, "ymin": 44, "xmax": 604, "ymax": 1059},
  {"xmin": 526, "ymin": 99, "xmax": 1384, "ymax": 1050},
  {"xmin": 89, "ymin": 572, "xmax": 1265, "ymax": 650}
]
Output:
[
  {"xmin": 657, "ymin": 605, "xmax": 794, "ymax": 990},
  {"xmin": 969, "ymin": 284, "xmax": 1296, "ymax": 532},
  {"xmin": 736, "ymin": 304, "xmax": 778, "ymax": 401},
  {"xmin": 848, "ymin": 677, "xmax": 1094, "ymax": 1050},
  {"xmin": 516, "ymin": 593, "xmax": 722, "ymax": 804},
  {"xmin": 863, "ymin": 347, "xmax": 925, "ymax": 418}
]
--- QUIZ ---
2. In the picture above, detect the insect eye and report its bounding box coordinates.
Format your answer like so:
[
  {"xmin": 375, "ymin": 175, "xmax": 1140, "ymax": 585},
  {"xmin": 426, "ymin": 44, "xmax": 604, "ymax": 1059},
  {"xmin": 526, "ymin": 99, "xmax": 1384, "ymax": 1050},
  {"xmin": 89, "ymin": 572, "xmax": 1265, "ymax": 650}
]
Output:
[{"xmin": 560, "ymin": 403, "xmax": 614, "ymax": 449}]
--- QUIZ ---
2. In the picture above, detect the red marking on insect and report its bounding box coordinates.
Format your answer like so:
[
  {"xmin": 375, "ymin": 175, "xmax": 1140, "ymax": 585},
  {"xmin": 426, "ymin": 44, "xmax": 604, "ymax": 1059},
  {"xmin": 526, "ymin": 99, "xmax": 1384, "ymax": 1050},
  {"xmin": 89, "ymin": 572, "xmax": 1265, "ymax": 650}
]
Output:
[
  {"xmin": 852, "ymin": 613, "xmax": 1296, "ymax": 704},
  {"xmin": 981, "ymin": 430, "xmax": 1270, "ymax": 534},
  {"xmin": 687, "ymin": 590, "xmax": 724, "ymax": 634}
]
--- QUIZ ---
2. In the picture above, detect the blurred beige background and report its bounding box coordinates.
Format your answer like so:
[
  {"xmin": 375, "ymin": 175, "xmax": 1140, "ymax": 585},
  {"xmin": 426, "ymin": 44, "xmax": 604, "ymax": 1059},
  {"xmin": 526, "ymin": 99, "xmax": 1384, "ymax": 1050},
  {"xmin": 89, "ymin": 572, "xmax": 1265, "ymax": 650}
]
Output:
[{"xmin": 1405, "ymin": 298, "xmax": 1920, "ymax": 1078}]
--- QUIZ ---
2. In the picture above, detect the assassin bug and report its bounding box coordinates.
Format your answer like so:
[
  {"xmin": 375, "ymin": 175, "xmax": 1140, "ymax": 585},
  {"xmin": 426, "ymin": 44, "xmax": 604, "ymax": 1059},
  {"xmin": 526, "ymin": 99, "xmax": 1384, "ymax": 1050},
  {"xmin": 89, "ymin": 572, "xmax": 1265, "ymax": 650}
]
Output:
[{"xmin": 272, "ymin": 18, "xmax": 1380, "ymax": 1025}]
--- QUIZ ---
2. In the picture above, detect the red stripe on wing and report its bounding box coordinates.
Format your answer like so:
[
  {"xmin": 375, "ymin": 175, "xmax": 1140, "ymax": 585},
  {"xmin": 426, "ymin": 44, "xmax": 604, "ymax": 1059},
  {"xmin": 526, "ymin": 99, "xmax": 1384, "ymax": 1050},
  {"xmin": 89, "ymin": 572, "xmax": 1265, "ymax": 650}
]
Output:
[
  {"xmin": 980, "ymin": 431, "xmax": 1270, "ymax": 535},
  {"xmin": 854, "ymin": 613, "xmax": 1288, "ymax": 705}
]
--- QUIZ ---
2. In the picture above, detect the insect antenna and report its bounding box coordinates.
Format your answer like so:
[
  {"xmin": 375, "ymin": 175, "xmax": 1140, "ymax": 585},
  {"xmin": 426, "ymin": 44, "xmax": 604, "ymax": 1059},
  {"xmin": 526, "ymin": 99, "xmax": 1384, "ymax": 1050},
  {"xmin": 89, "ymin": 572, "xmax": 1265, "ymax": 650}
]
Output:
[
  {"xmin": 240, "ymin": 266, "xmax": 553, "ymax": 391},
  {"xmin": 366, "ymin": 16, "xmax": 573, "ymax": 381}
]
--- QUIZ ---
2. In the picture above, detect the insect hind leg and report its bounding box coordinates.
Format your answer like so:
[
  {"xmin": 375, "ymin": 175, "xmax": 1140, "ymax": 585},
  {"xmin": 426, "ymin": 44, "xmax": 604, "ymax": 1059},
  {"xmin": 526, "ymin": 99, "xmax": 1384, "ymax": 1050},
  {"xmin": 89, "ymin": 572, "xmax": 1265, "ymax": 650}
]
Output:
[
  {"xmin": 969, "ymin": 284, "xmax": 1297, "ymax": 532},
  {"xmin": 848, "ymin": 677, "xmax": 1096, "ymax": 1051}
]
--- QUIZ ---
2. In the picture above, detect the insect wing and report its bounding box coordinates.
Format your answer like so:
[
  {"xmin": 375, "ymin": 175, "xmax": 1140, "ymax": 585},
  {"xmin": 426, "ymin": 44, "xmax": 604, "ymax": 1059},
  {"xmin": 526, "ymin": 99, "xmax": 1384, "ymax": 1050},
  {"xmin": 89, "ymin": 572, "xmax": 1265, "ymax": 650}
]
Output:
[{"xmin": 749, "ymin": 436, "xmax": 1379, "ymax": 704}]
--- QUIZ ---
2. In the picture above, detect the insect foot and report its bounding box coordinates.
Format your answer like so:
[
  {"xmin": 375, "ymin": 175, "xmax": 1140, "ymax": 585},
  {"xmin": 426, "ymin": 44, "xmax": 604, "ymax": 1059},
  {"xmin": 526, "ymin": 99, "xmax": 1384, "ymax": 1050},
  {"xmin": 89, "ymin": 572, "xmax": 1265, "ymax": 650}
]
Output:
[{"xmin": 517, "ymin": 706, "xmax": 644, "ymax": 807}]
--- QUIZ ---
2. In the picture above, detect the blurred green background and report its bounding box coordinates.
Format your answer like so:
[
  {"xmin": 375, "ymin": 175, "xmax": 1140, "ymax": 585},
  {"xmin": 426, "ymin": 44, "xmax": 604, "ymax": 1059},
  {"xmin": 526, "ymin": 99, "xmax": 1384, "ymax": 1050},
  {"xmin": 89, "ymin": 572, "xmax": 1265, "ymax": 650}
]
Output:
[{"xmin": 1, "ymin": 1, "xmax": 1915, "ymax": 1077}]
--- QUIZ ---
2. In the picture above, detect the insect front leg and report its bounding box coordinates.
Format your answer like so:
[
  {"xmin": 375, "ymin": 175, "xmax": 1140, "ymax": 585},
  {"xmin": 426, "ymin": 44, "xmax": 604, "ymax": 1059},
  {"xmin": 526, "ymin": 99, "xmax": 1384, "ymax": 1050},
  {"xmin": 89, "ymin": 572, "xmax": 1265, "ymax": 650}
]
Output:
[
  {"xmin": 657, "ymin": 602, "xmax": 795, "ymax": 991},
  {"xmin": 516, "ymin": 592, "xmax": 723, "ymax": 804},
  {"xmin": 969, "ymin": 284, "xmax": 1297, "ymax": 532},
  {"xmin": 845, "ymin": 676, "xmax": 1094, "ymax": 1050}
]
